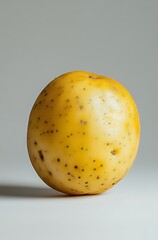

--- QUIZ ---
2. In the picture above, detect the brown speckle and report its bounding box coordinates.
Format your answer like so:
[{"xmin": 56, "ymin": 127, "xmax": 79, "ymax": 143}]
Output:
[
  {"xmin": 79, "ymin": 105, "xmax": 83, "ymax": 109},
  {"xmin": 100, "ymin": 164, "xmax": 103, "ymax": 167},
  {"xmin": 39, "ymin": 101, "xmax": 42, "ymax": 104},
  {"xmin": 82, "ymin": 169, "xmax": 84, "ymax": 172},
  {"xmin": 93, "ymin": 168, "xmax": 96, "ymax": 171},
  {"xmin": 68, "ymin": 179, "xmax": 71, "ymax": 181},
  {"xmin": 65, "ymin": 164, "xmax": 68, "ymax": 167},
  {"xmin": 78, "ymin": 176, "xmax": 81, "ymax": 179},
  {"xmin": 93, "ymin": 160, "xmax": 96, "ymax": 162},
  {"xmin": 44, "ymin": 120, "xmax": 48, "ymax": 124},
  {"xmin": 57, "ymin": 158, "xmax": 60, "ymax": 162},
  {"xmin": 66, "ymin": 145, "xmax": 69, "ymax": 148},
  {"xmin": 96, "ymin": 176, "xmax": 100, "ymax": 179},
  {"xmin": 56, "ymin": 130, "xmax": 59, "ymax": 132},
  {"xmin": 85, "ymin": 182, "xmax": 88, "ymax": 184},
  {"xmin": 111, "ymin": 150, "xmax": 116, "ymax": 155},
  {"xmin": 80, "ymin": 147, "xmax": 83, "ymax": 150},
  {"xmin": 38, "ymin": 150, "xmax": 44, "ymax": 161},
  {"xmin": 74, "ymin": 165, "xmax": 78, "ymax": 169},
  {"xmin": 51, "ymin": 130, "xmax": 54, "ymax": 133},
  {"xmin": 48, "ymin": 171, "xmax": 52, "ymax": 176},
  {"xmin": 51, "ymin": 99, "xmax": 54, "ymax": 102},
  {"xmin": 34, "ymin": 141, "xmax": 37, "ymax": 146},
  {"xmin": 66, "ymin": 99, "xmax": 69, "ymax": 102},
  {"xmin": 89, "ymin": 75, "xmax": 96, "ymax": 79}
]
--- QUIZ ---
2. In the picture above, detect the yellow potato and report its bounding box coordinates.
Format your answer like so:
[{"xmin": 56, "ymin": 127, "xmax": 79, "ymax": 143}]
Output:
[{"xmin": 27, "ymin": 71, "xmax": 140, "ymax": 195}]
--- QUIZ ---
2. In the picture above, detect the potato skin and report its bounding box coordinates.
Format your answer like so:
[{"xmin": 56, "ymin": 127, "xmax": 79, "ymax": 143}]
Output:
[{"xmin": 27, "ymin": 71, "xmax": 140, "ymax": 195}]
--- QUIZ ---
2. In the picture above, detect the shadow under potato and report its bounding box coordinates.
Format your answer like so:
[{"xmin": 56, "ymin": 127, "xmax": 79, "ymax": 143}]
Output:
[{"xmin": 0, "ymin": 184, "xmax": 67, "ymax": 198}]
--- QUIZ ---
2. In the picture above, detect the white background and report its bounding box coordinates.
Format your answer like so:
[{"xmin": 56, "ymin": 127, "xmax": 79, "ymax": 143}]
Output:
[{"xmin": 0, "ymin": 1, "xmax": 158, "ymax": 239}]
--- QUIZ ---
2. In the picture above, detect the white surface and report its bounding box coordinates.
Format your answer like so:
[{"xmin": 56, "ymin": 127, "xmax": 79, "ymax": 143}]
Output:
[{"xmin": 1, "ymin": 168, "xmax": 158, "ymax": 240}]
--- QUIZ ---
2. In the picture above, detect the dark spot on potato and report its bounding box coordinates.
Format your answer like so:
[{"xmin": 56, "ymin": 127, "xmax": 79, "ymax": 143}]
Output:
[
  {"xmin": 52, "ymin": 123, "xmax": 54, "ymax": 127},
  {"xmin": 76, "ymin": 96, "xmax": 79, "ymax": 99},
  {"xmin": 111, "ymin": 150, "xmax": 116, "ymax": 155},
  {"xmin": 65, "ymin": 164, "xmax": 68, "ymax": 167},
  {"xmin": 101, "ymin": 183, "xmax": 104, "ymax": 185},
  {"xmin": 57, "ymin": 158, "xmax": 60, "ymax": 162},
  {"xmin": 100, "ymin": 164, "xmax": 103, "ymax": 167},
  {"xmin": 83, "ymin": 132, "xmax": 85, "ymax": 135},
  {"xmin": 93, "ymin": 160, "xmax": 96, "ymax": 162},
  {"xmin": 37, "ymin": 117, "xmax": 40, "ymax": 120},
  {"xmin": 56, "ymin": 130, "xmax": 59, "ymax": 132},
  {"xmin": 78, "ymin": 176, "xmax": 81, "ymax": 179},
  {"xmin": 79, "ymin": 105, "xmax": 83, "ymax": 109},
  {"xmin": 48, "ymin": 171, "xmax": 52, "ymax": 176},
  {"xmin": 38, "ymin": 150, "xmax": 44, "ymax": 161},
  {"xmin": 85, "ymin": 182, "xmax": 88, "ymax": 184},
  {"xmin": 82, "ymin": 169, "xmax": 84, "ymax": 172},
  {"xmin": 112, "ymin": 183, "xmax": 115, "ymax": 185},
  {"xmin": 67, "ymin": 172, "xmax": 70, "ymax": 175},
  {"xmin": 44, "ymin": 120, "xmax": 48, "ymax": 124},
  {"xmin": 68, "ymin": 179, "xmax": 71, "ymax": 181},
  {"xmin": 74, "ymin": 165, "xmax": 78, "ymax": 169},
  {"xmin": 59, "ymin": 114, "xmax": 61, "ymax": 117},
  {"xmin": 83, "ymin": 88, "xmax": 86, "ymax": 90},
  {"xmin": 89, "ymin": 75, "xmax": 96, "ymax": 79},
  {"xmin": 96, "ymin": 176, "xmax": 100, "ymax": 179},
  {"xmin": 113, "ymin": 169, "xmax": 116, "ymax": 171},
  {"xmin": 51, "ymin": 99, "xmax": 54, "ymax": 102},
  {"xmin": 107, "ymin": 143, "xmax": 110, "ymax": 146},
  {"xmin": 34, "ymin": 141, "xmax": 37, "ymax": 146},
  {"xmin": 66, "ymin": 99, "xmax": 69, "ymax": 102},
  {"xmin": 39, "ymin": 101, "xmax": 42, "ymax": 104},
  {"xmin": 70, "ymin": 133, "xmax": 73, "ymax": 136},
  {"xmin": 66, "ymin": 146, "xmax": 69, "ymax": 148},
  {"xmin": 93, "ymin": 168, "xmax": 96, "ymax": 171},
  {"xmin": 47, "ymin": 130, "xmax": 50, "ymax": 133},
  {"xmin": 80, "ymin": 147, "xmax": 83, "ymax": 150},
  {"xmin": 51, "ymin": 130, "xmax": 54, "ymax": 133},
  {"xmin": 108, "ymin": 122, "xmax": 111, "ymax": 125}
]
